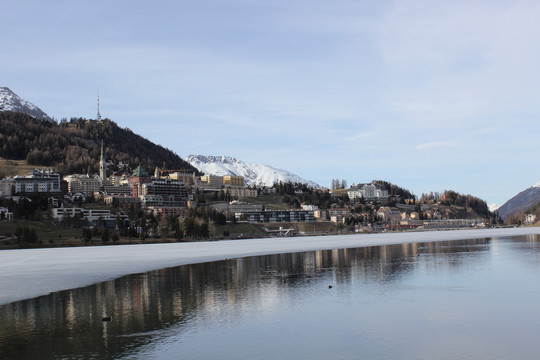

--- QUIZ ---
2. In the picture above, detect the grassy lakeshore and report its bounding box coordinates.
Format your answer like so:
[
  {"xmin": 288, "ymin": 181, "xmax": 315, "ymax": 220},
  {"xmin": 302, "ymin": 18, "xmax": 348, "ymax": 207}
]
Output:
[
  {"xmin": 0, "ymin": 219, "xmax": 344, "ymax": 250},
  {"xmin": 1, "ymin": 218, "xmax": 536, "ymax": 250}
]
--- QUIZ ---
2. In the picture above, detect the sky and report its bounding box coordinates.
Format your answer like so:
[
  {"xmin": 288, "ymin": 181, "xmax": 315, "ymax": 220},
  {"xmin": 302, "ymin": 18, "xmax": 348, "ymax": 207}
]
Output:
[{"xmin": 1, "ymin": 0, "xmax": 539, "ymax": 206}]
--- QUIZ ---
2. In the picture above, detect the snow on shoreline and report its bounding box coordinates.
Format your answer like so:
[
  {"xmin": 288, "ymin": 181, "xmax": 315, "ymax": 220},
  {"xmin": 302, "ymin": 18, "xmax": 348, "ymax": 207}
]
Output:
[{"xmin": 1, "ymin": 228, "xmax": 540, "ymax": 306}]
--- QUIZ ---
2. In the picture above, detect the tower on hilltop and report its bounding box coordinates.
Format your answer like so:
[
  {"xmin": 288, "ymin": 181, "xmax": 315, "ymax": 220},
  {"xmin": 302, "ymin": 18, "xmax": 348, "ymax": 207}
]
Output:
[
  {"xmin": 99, "ymin": 140, "xmax": 106, "ymax": 181},
  {"xmin": 97, "ymin": 92, "xmax": 102, "ymax": 121}
]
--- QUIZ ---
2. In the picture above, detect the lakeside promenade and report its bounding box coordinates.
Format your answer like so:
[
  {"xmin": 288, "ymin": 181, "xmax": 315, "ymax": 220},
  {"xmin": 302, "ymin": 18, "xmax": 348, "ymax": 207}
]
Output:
[{"xmin": 1, "ymin": 227, "xmax": 540, "ymax": 306}]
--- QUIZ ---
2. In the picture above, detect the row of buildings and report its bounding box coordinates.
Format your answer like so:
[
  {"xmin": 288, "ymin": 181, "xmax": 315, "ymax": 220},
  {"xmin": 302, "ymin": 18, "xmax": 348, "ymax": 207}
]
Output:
[
  {"xmin": 0, "ymin": 154, "xmax": 489, "ymax": 230},
  {"xmin": 0, "ymin": 162, "xmax": 260, "ymax": 224},
  {"xmin": 0, "ymin": 166, "xmax": 390, "ymax": 226}
]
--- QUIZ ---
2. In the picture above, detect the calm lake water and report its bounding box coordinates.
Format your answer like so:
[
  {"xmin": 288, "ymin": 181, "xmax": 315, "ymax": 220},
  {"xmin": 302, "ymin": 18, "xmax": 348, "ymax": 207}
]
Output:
[{"xmin": 1, "ymin": 234, "xmax": 540, "ymax": 359}]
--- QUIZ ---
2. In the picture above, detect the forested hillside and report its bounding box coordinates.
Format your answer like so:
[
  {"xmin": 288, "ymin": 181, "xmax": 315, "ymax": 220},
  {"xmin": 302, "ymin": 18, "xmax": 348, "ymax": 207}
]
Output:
[
  {"xmin": 504, "ymin": 200, "xmax": 540, "ymax": 225},
  {"xmin": 372, "ymin": 180, "xmax": 416, "ymax": 200},
  {"xmin": 0, "ymin": 111, "xmax": 197, "ymax": 175},
  {"xmin": 419, "ymin": 190, "xmax": 491, "ymax": 219}
]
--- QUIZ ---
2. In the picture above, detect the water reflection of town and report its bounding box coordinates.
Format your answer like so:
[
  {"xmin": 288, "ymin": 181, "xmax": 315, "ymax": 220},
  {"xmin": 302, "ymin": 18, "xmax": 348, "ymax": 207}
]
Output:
[{"xmin": 1, "ymin": 236, "xmax": 536, "ymax": 359}]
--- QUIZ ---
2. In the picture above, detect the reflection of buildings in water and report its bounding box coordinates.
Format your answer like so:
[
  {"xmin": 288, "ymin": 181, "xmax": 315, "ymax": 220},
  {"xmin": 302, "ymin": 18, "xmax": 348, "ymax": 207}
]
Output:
[
  {"xmin": 65, "ymin": 292, "xmax": 75, "ymax": 333},
  {"xmin": 492, "ymin": 234, "xmax": 540, "ymax": 266},
  {"xmin": 1, "ymin": 234, "xmax": 533, "ymax": 359},
  {"xmin": 419, "ymin": 238, "xmax": 492, "ymax": 273},
  {"xmin": 525, "ymin": 234, "xmax": 538, "ymax": 243}
]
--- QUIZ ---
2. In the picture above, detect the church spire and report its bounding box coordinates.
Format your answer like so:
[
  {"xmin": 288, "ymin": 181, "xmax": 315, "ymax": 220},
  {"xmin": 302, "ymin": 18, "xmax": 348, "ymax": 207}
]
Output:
[{"xmin": 99, "ymin": 140, "xmax": 106, "ymax": 181}]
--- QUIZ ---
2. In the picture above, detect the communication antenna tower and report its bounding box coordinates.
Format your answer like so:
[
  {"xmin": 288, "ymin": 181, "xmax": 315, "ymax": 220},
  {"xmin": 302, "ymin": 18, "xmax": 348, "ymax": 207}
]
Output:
[{"xmin": 97, "ymin": 92, "xmax": 102, "ymax": 121}]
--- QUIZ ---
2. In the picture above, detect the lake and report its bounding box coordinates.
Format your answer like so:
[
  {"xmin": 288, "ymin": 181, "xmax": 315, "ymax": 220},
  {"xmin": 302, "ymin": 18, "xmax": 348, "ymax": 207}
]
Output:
[{"xmin": 1, "ymin": 233, "xmax": 540, "ymax": 359}]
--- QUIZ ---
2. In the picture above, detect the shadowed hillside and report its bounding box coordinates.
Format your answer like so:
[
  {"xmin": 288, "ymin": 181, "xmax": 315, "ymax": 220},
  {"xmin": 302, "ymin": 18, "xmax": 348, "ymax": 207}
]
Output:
[
  {"xmin": 497, "ymin": 183, "xmax": 540, "ymax": 221},
  {"xmin": 0, "ymin": 111, "xmax": 197, "ymax": 175}
]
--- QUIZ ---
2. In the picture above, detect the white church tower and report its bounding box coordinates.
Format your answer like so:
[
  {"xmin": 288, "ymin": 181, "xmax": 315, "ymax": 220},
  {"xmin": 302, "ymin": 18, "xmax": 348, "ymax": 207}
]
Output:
[{"xmin": 99, "ymin": 140, "xmax": 106, "ymax": 181}]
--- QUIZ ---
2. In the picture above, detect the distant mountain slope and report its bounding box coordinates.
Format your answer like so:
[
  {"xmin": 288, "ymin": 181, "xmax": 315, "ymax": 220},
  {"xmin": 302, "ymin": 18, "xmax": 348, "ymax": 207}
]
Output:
[
  {"xmin": 496, "ymin": 180, "xmax": 540, "ymax": 220},
  {"xmin": 186, "ymin": 155, "xmax": 321, "ymax": 188},
  {"xmin": 0, "ymin": 111, "xmax": 197, "ymax": 175},
  {"xmin": 0, "ymin": 87, "xmax": 53, "ymax": 121}
]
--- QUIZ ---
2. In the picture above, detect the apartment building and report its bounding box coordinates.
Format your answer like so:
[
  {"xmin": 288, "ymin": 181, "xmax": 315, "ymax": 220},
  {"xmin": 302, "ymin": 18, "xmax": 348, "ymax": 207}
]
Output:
[
  {"xmin": 237, "ymin": 210, "xmax": 315, "ymax": 223},
  {"xmin": 14, "ymin": 169, "xmax": 62, "ymax": 197},
  {"xmin": 64, "ymin": 174, "xmax": 101, "ymax": 197},
  {"xmin": 348, "ymin": 183, "xmax": 388, "ymax": 202}
]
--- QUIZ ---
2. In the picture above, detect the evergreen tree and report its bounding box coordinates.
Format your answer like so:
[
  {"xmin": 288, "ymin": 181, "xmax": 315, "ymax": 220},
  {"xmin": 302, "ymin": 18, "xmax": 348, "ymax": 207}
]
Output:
[{"xmin": 101, "ymin": 228, "xmax": 109, "ymax": 242}]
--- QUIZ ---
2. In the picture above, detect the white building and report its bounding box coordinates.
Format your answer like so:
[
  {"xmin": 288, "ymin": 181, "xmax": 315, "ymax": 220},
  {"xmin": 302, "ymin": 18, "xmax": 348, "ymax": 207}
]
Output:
[
  {"xmin": 52, "ymin": 207, "xmax": 128, "ymax": 223},
  {"xmin": 524, "ymin": 214, "xmax": 537, "ymax": 224},
  {"xmin": 236, "ymin": 210, "xmax": 315, "ymax": 223},
  {"xmin": 0, "ymin": 207, "xmax": 14, "ymax": 221},
  {"xmin": 348, "ymin": 183, "xmax": 388, "ymax": 202},
  {"xmin": 64, "ymin": 175, "xmax": 102, "ymax": 197},
  {"xmin": 109, "ymin": 174, "xmax": 130, "ymax": 186},
  {"xmin": 377, "ymin": 206, "xmax": 401, "ymax": 224}
]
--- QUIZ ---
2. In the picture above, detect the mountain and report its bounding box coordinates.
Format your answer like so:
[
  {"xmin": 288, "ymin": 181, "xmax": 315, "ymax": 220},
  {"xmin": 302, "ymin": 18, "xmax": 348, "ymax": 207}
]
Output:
[
  {"xmin": 496, "ymin": 180, "xmax": 540, "ymax": 220},
  {"xmin": 0, "ymin": 111, "xmax": 197, "ymax": 176},
  {"xmin": 186, "ymin": 155, "xmax": 321, "ymax": 188},
  {"xmin": 0, "ymin": 87, "xmax": 53, "ymax": 121}
]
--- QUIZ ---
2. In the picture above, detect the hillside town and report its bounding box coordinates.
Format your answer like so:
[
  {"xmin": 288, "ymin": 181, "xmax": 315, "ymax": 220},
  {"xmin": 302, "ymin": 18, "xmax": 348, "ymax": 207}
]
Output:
[{"xmin": 0, "ymin": 144, "xmax": 499, "ymax": 247}]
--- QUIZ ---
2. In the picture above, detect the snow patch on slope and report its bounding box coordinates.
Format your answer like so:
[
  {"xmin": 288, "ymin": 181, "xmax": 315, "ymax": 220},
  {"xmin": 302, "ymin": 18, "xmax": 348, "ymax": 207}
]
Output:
[
  {"xmin": 186, "ymin": 155, "xmax": 321, "ymax": 188},
  {"xmin": 0, "ymin": 87, "xmax": 53, "ymax": 121}
]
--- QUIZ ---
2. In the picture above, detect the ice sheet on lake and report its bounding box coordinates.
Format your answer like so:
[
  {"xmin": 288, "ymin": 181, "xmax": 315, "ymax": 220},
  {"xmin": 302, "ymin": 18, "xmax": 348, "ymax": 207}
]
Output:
[{"xmin": 1, "ymin": 228, "xmax": 539, "ymax": 306}]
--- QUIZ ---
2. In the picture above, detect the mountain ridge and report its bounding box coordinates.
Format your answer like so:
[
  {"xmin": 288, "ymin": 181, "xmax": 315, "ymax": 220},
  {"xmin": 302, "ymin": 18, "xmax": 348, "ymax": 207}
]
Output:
[
  {"xmin": 496, "ymin": 179, "xmax": 540, "ymax": 220},
  {"xmin": 186, "ymin": 154, "xmax": 321, "ymax": 188},
  {"xmin": 0, "ymin": 87, "xmax": 53, "ymax": 122}
]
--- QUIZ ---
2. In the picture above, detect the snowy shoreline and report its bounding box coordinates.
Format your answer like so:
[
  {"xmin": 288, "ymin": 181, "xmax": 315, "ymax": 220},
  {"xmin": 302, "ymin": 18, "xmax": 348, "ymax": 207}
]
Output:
[{"xmin": 1, "ymin": 227, "xmax": 540, "ymax": 306}]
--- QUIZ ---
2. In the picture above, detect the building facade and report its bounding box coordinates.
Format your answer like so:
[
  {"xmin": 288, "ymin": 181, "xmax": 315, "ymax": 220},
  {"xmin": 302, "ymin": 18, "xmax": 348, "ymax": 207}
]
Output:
[
  {"xmin": 64, "ymin": 175, "xmax": 102, "ymax": 197},
  {"xmin": 141, "ymin": 179, "xmax": 187, "ymax": 206},
  {"xmin": 223, "ymin": 186, "xmax": 257, "ymax": 199},
  {"xmin": 200, "ymin": 175, "xmax": 223, "ymax": 188},
  {"xmin": 348, "ymin": 183, "xmax": 389, "ymax": 202},
  {"xmin": 169, "ymin": 171, "xmax": 196, "ymax": 185},
  {"xmin": 236, "ymin": 210, "xmax": 315, "ymax": 223},
  {"xmin": 14, "ymin": 169, "xmax": 62, "ymax": 196},
  {"xmin": 52, "ymin": 207, "xmax": 128, "ymax": 224},
  {"xmin": 0, "ymin": 178, "xmax": 14, "ymax": 197},
  {"xmin": 103, "ymin": 184, "xmax": 132, "ymax": 197},
  {"xmin": 129, "ymin": 165, "xmax": 152, "ymax": 197},
  {"xmin": 223, "ymin": 175, "xmax": 244, "ymax": 186}
]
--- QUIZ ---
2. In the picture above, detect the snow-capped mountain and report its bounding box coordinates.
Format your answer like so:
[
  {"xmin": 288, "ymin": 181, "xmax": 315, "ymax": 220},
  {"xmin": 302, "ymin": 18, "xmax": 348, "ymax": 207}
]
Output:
[
  {"xmin": 186, "ymin": 155, "xmax": 321, "ymax": 188},
  {"xmin": 496, "ymin": 179, "xmax": 540, "ymax": 220},
  {"xmin": 0, "ymin": 87, "xmax": 53, "ymax": 121}
]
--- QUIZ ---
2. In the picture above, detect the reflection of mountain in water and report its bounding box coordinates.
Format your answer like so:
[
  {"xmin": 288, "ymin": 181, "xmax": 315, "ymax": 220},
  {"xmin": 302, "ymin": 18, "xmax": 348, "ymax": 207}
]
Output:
[{"xmin": 0, "ymin": 238, "xmax": 494, "ymax": 359}]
